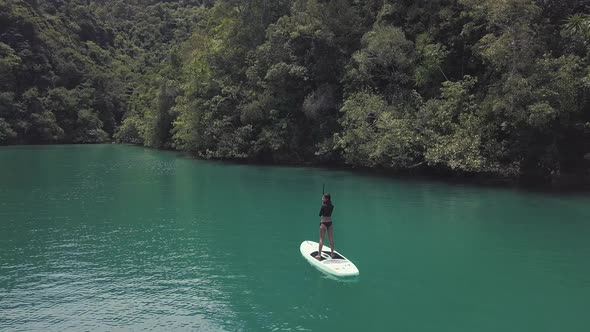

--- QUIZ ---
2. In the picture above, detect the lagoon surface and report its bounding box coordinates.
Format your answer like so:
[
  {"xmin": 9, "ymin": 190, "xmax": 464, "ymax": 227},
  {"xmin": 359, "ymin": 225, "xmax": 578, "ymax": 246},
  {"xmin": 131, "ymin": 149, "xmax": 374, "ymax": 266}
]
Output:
[{"xmin": 1, "ymin": 145, "xmax": 589, "ymax": 331}]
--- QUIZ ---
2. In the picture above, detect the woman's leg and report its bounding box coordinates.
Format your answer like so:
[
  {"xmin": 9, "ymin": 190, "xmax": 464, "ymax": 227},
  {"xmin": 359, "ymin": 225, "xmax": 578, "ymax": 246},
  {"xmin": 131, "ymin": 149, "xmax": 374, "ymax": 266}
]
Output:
[
  {"xmin": 316, "ymin": 223, "xmax": 326, "ymax": 259},
  {"xmin": 327, "ymin": 225, "xmax": 335, "ymax": 257}
]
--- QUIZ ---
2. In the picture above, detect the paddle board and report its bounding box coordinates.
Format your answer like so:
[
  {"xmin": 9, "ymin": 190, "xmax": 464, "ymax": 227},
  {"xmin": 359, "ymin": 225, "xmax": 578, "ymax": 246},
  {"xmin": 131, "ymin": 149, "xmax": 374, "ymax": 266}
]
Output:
[{"xmin": 300, "ymin": 240, "xmax": 359, "ymax": 277}]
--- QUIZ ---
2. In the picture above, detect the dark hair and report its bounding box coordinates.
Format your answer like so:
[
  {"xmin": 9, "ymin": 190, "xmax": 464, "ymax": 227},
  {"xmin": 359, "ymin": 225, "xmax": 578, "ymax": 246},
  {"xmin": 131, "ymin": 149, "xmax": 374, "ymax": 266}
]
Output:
[{"xmin": 323, "ymin": 193, "xmax": 331, "ymax": 204}]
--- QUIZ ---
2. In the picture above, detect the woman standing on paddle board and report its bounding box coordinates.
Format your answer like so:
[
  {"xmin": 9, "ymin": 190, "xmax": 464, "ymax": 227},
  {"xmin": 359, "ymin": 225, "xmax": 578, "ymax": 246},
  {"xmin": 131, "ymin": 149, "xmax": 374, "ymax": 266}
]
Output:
[{"xmin": 317, "ymin": 193, "xmax": 335, "ymax": 259}]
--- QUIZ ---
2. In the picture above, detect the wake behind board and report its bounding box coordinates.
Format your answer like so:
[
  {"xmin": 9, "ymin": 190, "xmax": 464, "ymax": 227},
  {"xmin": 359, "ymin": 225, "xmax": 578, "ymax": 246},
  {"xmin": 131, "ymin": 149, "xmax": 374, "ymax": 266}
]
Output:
[{"xmin": 300, "ymin": 240, "xmax": 359, "ymax": 277}]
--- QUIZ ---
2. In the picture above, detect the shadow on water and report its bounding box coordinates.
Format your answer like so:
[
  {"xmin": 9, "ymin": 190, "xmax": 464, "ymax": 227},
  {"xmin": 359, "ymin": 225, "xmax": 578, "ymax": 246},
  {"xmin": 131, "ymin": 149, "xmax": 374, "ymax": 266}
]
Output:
[{"xmin": 142, "ymin": 144, "xmax": 590, "ymax": 197}]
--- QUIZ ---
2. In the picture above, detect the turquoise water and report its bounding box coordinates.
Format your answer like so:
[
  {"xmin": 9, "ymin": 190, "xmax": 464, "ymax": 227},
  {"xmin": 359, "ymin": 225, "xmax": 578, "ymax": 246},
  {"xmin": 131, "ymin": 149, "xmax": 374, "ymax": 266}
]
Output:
[{"xmin": 0, "ymin": 145, "xmax": 589, "ymax": 331}]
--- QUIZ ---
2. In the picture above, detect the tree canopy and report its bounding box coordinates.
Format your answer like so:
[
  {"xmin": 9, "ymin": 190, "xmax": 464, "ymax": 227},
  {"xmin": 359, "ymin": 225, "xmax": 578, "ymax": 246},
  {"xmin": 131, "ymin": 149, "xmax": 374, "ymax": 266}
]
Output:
[{"xmin": 1, "ymin": 0, "xmax": 589, "ymax": 185}]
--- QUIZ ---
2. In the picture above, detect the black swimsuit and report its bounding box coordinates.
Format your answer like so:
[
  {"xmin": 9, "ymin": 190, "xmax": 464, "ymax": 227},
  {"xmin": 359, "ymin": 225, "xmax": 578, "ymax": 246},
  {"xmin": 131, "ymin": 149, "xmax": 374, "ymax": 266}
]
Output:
[{"xmin": 319, "ymin": 203, "xmax": 334, "ymax": 229}]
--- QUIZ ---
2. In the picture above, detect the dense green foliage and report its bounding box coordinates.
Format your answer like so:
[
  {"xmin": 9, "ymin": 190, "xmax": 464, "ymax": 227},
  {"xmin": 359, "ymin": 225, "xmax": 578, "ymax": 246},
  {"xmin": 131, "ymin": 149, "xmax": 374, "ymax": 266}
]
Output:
[
  {"xmin": 2, "ymin": 0, "xmax": 590, "ymax": 184},
  {"xmin": 0, "ymin": 0, "xmax": 203, "ymax": 143}
]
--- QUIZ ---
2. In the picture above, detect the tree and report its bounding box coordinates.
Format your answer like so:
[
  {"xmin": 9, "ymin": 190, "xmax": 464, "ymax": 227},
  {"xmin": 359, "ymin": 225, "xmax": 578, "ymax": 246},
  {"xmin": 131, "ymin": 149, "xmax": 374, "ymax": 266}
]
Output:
[
  {"xmin": 335, "ymin": 91, "xmax": 420, "ymax": 169},
  {"xmin": 344, "ymin": 25, "xmax": 416, "ymax": 102}
]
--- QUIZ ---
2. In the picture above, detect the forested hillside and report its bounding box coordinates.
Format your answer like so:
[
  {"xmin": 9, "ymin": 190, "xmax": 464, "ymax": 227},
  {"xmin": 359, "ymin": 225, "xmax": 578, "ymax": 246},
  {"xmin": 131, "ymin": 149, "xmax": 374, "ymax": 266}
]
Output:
[
  {"xmin": 0, "ymin": 0, "xmax": 204, "ymax": 143},
  {"xmin": 2, "ymin": 0, "xmax": 590, "ymax": 185}
]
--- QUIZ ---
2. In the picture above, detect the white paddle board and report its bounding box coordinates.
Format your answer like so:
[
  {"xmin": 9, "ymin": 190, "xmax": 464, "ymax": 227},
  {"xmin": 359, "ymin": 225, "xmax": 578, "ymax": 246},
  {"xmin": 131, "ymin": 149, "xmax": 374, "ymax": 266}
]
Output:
[{"xmin": 300, "ymin": 240, "xmax": 359, "ymax": 277}]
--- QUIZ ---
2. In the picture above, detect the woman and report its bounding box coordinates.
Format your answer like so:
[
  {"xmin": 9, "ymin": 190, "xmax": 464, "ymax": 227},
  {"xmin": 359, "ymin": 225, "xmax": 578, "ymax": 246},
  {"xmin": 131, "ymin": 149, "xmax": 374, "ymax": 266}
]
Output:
[{"xmin": 316, "ymin": 193, "xmax": 335, "ymax": 259}]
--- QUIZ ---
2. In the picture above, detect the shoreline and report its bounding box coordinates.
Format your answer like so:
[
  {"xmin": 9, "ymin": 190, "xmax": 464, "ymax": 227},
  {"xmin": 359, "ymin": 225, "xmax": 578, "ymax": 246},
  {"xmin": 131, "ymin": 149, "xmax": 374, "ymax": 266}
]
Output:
[
  {"xmin": 170, "ymin": 147, "xmax": 590, "ymax": 195},
  {"xmin": 3, "ymin": 142, "xmax": 589, "ymax": 194}
]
